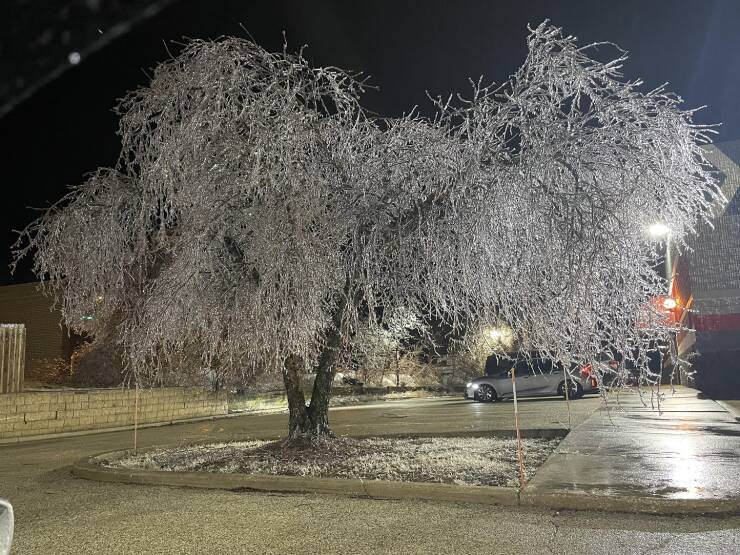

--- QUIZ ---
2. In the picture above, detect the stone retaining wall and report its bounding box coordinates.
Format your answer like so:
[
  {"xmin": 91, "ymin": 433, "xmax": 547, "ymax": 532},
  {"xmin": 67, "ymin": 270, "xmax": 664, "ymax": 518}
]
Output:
[{"xmin": 0, "ymin": 387, "xmax": 227, "ymax": 442}]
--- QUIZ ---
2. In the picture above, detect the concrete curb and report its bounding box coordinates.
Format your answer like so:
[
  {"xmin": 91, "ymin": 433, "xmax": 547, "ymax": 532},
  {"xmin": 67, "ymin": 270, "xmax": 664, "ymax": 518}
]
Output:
[
  {"xmin": 715, "ymin": 400, "xmax": 740, "ymax": 422},
  {"xmin": 71, "ymin": 430, "xmax": 740, "ymax": 515},
  {"xmin": 519, "ymin": 489, "xmax": 740, "ymax": 515},
  {"xmin": 72, "ymin": 449, "xmax": 519, "ymax": 507}
]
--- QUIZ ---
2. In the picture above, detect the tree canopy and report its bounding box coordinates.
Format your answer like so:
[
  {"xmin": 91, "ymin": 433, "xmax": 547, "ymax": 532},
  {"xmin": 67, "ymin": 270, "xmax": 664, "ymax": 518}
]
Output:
[{"xmin": 14, "ymin": 23, "xmax": 721, "ymax": 421}]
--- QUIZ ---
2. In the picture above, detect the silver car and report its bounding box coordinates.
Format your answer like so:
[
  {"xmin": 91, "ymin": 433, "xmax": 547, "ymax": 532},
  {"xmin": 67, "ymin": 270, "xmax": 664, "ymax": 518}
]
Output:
[{"xmin": 464, "ymin": 357, "xmax": 597, "ymax": 402}]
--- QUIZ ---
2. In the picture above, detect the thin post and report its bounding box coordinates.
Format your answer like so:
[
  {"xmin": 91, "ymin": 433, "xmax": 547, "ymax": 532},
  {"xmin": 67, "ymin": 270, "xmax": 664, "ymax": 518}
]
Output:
[
  {"xmin": 133, "ymin": 383, "xmax": 139, "ymax": 453},
  {"xmin": 0, "ymin": 327, "xmax": 5, "ymax": 393},
  {"xmin": 564, "ymin": 366, "xmax": 571, "ymax": 429},
  {"xmin": 511, "ymin": 366, "xmax": 526, "ymax": 489}
]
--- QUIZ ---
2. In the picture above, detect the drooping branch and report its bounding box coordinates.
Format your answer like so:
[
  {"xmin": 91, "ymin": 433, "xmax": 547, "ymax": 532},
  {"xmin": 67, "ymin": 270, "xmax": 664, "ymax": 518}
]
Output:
[{"xmin": 12, "ymin": 22, "xmax": 722, "ymax": 425}]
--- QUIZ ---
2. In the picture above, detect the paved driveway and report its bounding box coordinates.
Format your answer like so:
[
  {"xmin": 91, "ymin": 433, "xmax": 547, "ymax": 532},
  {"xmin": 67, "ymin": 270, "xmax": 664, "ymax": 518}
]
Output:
[
  {"xmin": 527, "ymin": 387, "xmax": 740, "ymax": 503},
  {"xmin": 2, "ymin": 394, "xmax": 740, "ymax": 554}
]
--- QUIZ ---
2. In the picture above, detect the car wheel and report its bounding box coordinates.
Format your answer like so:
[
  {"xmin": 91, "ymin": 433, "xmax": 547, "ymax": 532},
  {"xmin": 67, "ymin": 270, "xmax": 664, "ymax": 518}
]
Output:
[
  {"xmin": 558, "ymin": 381, "xmax": 582, "ymax": 399},
  {"xmin": 477, "ymin": 384, "xmax": 497, "ymax": 402}
]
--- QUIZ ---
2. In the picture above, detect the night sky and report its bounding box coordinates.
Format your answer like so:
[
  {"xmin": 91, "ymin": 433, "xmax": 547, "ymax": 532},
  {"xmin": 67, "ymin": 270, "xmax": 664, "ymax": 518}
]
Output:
[{"xmin": 2, "ymin": 0, "xmax": 740, "ymax": 284}]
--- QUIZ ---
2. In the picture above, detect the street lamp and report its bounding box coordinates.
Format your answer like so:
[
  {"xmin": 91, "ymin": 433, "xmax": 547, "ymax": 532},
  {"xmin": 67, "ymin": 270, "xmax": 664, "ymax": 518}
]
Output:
[
  {"xmin": 648, "ymin": 222, "xmax": 671, "ymax": 283},
  {"xmin": 648, "ymin": 222, "xmax": 677, "ymax": 385},
  {"xmin": 486, "ymin": 326, "xmax": 513, "ymax": 350},
  {"xmin": 648, "ymin": 222, "xmax": 670, "ymax": 239},
  {"xmin": 662, "ymin": 297, "xmax": 677, "ymax": 310}
]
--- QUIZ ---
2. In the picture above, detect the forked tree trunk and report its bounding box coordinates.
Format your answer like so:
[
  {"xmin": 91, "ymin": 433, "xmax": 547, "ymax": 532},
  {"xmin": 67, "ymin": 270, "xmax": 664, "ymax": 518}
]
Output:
[
  {"xmin": 282, "ymin": 326, "xmax": 343, "ymax": 440},
  {"xmin": 282, "ymin": 284, "xmax": 357, "ymax": 441}
]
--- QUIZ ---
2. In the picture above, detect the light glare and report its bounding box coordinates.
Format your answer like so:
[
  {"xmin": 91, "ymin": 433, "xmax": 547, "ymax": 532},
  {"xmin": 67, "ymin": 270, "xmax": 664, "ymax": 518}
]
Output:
[{"xmin": 648, "ymin": 223, "xmax": 670, "ymax": 238}]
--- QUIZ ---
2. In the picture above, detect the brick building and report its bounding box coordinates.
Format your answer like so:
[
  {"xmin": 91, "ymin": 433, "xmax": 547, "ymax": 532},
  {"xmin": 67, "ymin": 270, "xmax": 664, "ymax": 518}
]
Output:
[
  {"xmin": 0, "ymin": 282, "xmax": 81, "ymax": 382},
  {"xmin": 673, "ymin": 139, "xmax": 740, "ymax": 397}
]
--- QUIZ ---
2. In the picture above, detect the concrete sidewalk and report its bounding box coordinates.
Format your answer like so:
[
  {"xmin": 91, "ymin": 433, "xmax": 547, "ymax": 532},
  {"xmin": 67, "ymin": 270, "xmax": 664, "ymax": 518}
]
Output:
[
  {"xmin": 525, "ymin": 386, "xmax": 740, "ymax": 509},
  {"xmin": 716, "ymin": 399, "xmax": 740, "ymax": 422}
]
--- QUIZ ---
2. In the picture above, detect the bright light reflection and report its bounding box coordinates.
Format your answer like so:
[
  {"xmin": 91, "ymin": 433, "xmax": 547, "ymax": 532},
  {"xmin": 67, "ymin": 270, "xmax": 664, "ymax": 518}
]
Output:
[
  {"xmin": 648, "ymin": 223, "xmax": 670, "ymax": 238},
  {"xmin": 663, "ymin": 430, "xmax": 706, "ymax": 499}
]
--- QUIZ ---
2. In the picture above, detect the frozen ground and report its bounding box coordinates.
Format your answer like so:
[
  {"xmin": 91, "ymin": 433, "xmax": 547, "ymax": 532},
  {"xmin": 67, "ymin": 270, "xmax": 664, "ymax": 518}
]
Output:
[
  {"xmin": 104, "ymin": 436, "xmax": 559, "ymax": 487},
  {"xmin": 6, "ymin": 397, "xmax": 739, "ymax": 554}
]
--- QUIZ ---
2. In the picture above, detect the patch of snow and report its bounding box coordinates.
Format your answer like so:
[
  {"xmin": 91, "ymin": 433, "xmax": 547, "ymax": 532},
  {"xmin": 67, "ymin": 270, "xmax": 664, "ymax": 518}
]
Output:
[{"xmin": 105, "ymin": 436, "xmax": 559, "ymax": 487}]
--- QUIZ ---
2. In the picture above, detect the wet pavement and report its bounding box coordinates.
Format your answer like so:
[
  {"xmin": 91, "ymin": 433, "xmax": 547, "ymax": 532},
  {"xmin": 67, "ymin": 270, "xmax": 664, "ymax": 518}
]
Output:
[
  {"xmin": 2, "ymin": 393, "xmax": 740, "ymax": 553},
  {"xmin": 527, "ymin": 387, "xmax": 740, "ymax": 502},
  {"xmin": 717, "ymin": 399, "xmax": 740, "ymax": 422}
]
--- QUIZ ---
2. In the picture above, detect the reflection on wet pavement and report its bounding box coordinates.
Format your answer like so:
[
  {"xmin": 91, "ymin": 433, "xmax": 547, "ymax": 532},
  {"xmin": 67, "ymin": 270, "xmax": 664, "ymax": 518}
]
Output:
[{"xmin": 527, "ymin": 387, "xmax": 740, "ymax": 501}]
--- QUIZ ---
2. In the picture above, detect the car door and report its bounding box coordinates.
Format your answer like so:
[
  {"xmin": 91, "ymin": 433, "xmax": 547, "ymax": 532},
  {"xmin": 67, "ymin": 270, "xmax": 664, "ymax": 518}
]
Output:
[
  {"xmin": 487, "ymin": 369, "xmax": 510, "ymax": 398},
  {"xmin": 511, "ymin": 359, "xmax": 539, "ymax": 396},
  {"xmin": 539, "ymin": 359, "xmax": 567, "ymax": 396},
  {"xmin": 526, "ymin": 358, "xmax": 555, "ymax": 396}
]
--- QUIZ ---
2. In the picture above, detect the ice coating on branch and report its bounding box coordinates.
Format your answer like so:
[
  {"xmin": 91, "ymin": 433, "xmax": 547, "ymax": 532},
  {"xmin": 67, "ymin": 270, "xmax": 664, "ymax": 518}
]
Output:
[{"xmin": 13, "ymin": 22, "xmax": 722, "ymax": 389}]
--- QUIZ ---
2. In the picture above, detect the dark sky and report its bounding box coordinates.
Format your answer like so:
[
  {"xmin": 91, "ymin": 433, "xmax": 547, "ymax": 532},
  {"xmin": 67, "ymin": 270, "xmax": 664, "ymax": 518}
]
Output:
[{"xmin": 2, "ymin": 0, "xmax": 740, "ymax": 284}]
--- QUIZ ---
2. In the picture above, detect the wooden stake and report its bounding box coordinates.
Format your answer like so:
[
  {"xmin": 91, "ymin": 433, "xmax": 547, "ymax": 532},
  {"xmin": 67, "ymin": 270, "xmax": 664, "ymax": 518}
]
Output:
[
  {"xmin": 133, "ymin": 383, "xmax": 139, "ymax": 453},
  {"xmin": 564, "ymin": 367, "xmax": 572, "ymax": 429},
  {"xmin": 511, "ymin": 366, "xmax": 526, "ymax": 489}
]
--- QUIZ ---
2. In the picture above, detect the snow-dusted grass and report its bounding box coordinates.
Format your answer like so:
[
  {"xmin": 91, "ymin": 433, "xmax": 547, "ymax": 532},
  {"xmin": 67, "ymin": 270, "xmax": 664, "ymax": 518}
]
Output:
[{"xmin": 104, "ymin": 436, "xmax": 559, "ymax": 487}]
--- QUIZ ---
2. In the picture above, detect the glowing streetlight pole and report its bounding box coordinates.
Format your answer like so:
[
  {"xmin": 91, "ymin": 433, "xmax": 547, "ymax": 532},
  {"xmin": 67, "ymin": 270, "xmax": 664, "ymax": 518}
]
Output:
[
  {"xmin": 649, "ymin": 223, "xmax": 672, "ymax": 287},
  {"xmin": 649, "ymin": 223, "xmax": 675, "ymax": 384}
]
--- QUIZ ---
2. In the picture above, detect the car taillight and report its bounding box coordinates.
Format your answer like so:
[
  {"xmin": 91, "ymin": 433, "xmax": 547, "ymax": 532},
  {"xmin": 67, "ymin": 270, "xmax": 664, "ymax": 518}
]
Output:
[
  {"xmin": 581, "ymin": 364, "xmax": 592, "ymax": 377},
  {"xmin": 590, "ymin": 377, "xmax": 598, "ymax": 388}
]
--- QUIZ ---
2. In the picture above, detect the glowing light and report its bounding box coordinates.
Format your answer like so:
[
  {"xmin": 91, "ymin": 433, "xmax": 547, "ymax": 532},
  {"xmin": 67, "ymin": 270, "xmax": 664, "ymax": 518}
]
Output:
[
  {"xmin": 662, "ymin": 297, "xmax": 677, "ymax": 310},
  {"xmin": 648, "ymin": 223, "xmax": 670, "ymax": 238},
  {"xmin": 68, "ymin": 52, "xmax": 81, "ymax": 65},
  {"xmin": 483, "ymin": 325, "xmax": 514, "ymax": 350}
]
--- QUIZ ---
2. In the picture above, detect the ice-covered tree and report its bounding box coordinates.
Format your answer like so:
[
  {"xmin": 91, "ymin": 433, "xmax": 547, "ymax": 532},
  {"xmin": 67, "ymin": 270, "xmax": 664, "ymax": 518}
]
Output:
[
  {"xmin": 351, "ymin": 308, "xmax": 426, "ymax": 386},
  {"xmin": 14, "ymin": 22, "xmax": 721, "ymax": 440}
]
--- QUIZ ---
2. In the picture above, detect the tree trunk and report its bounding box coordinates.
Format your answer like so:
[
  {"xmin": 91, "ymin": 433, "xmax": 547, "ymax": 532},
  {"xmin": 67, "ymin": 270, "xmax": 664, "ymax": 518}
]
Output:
[
  {"xmin": 305, "ymin": 323, "xmax": 342, "ymax": 436},
  {"xmin": 281, "ymin": 285, "xmax": 358, "ymax": 441},
  {"xmin": 282, "ymin": 327, "xmax": 342, "ymax": 440},
  {"xmin": 282, "ymin": 354, "xmax": 309, "ymax": 437}
]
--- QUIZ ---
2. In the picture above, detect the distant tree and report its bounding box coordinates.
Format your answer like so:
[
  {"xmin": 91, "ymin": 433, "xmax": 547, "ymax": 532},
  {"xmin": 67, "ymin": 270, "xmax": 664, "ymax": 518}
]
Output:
[
  {"xmin": 351, "ymin": 308, "xmax": 426, "ymax": 386},
  {"xmin": 449, "ymin": 324, "xmax": 516, "ymax": 378},
  {"xmin": 14, "ymin": 23, "xmax": 720, "ymax": 440}
]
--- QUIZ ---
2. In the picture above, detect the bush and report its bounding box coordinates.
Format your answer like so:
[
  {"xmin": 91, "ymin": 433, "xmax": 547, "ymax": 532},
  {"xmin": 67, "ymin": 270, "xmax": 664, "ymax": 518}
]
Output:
[{"xmin": 27, "ymin": 357, "xmax": 73, "ymax": 385}]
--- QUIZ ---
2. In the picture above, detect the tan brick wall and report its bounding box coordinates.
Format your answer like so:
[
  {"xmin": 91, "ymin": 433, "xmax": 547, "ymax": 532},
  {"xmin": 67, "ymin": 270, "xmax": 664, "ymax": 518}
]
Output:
[
  {"xmin": 0, "ymin": 282, "xmax": 65, "ymax": 376},
  {"xmin": 0, "ymin": 387, "xmax": 227, "ymax": 441}
]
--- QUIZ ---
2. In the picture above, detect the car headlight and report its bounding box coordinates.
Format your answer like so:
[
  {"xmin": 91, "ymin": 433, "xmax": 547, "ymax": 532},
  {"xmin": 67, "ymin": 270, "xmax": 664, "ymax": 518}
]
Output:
[
  {"xmin": 466, "ymin": 382, "xmax": 472, "ymax": 387},
  {"xmin": 472, "ymin": 383, "xmax": 479, "ymax": 390}
]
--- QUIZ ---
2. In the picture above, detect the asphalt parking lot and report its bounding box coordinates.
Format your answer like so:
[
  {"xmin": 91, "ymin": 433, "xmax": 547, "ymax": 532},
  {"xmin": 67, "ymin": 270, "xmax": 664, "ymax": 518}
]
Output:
[{"xmin": 3, "ymin": 395, "xmax": 740, "ymax": 554}]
